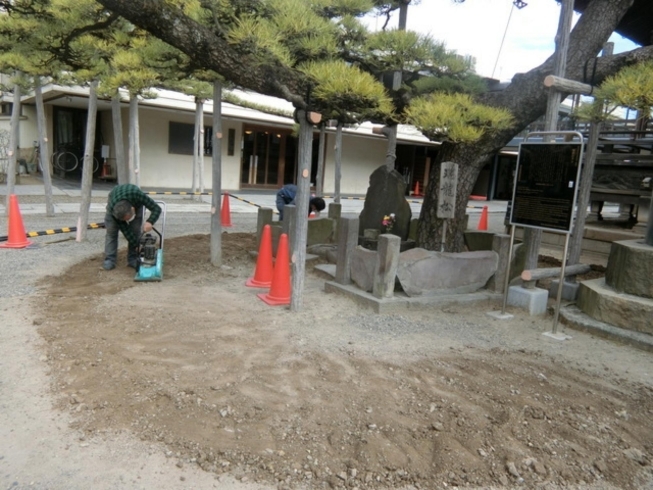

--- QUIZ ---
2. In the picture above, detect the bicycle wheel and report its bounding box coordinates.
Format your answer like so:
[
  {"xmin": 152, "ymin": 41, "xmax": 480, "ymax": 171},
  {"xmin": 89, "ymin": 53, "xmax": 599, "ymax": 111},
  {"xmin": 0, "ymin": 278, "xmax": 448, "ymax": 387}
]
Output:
[
  {"xmin": 56, "ymin": 151, "xmax": 78, "ymax": 172},
  {"xmin": 93, "ymin": 156, "xmax": 100, "ymax": 173}
]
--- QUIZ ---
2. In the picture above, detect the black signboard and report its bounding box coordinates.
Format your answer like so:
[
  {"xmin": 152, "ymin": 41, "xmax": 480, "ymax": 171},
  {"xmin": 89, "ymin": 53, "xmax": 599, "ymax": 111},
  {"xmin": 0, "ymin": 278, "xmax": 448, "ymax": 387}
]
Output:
[{"xmin": 509, "ymin": 142, "xmax": 583, "ymax": 233}]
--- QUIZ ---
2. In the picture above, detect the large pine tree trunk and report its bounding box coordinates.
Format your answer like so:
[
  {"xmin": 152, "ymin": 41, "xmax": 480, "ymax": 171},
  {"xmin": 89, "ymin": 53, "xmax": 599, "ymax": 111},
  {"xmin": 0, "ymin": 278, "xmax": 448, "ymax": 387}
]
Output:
[{"xmin": 417, "ymin": 142, "xmax": 489, "ymax": 252}]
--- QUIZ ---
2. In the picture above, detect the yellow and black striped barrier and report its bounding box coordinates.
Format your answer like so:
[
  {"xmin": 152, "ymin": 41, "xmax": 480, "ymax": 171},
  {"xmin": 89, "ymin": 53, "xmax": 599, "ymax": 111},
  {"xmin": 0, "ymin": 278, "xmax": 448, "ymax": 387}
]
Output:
[
  {"xmin": 146, "ymin": 191, "xmax": 215, "ymax": 196},
  {"xmin": 0, "ymin": 222, "xmax": 105, "ymax": 243},
  {"xmin": 225, "ymin": 193, "xmax": 266, "ymax": 209},
  {"xmin": 322, "ymin": 195, "xmax": 367, "ymax": 201},
  {"xmin": 145, "ymin": 191, "xmax": 268, "ymax": 209},
  {"xmin": 142, "ymin": 191, "xmax": 487, "ymax": 210}
]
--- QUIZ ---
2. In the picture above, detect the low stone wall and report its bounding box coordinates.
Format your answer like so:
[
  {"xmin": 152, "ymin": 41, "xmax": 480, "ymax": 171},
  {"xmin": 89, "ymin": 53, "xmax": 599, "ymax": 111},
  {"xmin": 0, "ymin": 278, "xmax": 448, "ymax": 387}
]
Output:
[{"xmin": 350, "ymin": 245, "xmax": 499, "ymax": 297}]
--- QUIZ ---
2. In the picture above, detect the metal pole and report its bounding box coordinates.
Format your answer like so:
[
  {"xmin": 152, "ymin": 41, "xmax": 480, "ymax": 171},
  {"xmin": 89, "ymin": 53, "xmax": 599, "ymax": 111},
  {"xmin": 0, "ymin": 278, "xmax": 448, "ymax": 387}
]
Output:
[
  {"xmin": 500, "ymin": 225, "xmax": 517, "ymax": 315},
  {"xmin": 552, "ymin": 232, "xmax": 571, "ymax": 333}
]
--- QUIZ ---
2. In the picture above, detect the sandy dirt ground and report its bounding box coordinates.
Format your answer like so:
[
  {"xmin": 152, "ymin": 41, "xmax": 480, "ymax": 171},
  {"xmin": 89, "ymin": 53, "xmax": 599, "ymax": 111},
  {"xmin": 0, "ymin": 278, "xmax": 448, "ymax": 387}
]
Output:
[{"xmin": 12, "ymin": 232, "xmax": 649, "ymax": 490}]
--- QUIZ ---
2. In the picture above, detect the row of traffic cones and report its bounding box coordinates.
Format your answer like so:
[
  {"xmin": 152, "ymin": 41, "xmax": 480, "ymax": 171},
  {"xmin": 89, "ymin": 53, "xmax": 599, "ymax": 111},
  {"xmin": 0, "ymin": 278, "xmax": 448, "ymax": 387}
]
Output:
[
  {"xmin": 0, "ymin": 193, "xmax": 233, "ymax": 248},
  {"xmin": 246, "ymin": 224, "xmax": 291, "ymax": 305},
  {"xmin": 0, "ymin": 194, "xmax": 33, "ymax": 249}
]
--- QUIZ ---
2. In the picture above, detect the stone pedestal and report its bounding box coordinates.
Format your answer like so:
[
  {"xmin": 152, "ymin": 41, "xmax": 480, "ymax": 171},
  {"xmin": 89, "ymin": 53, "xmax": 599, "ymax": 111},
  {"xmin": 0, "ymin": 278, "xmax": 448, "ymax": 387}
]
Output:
[
  {"xmin": 549, "ymin": 279, "xmax": 580, "ymax": 301},
  {"xmin": 507, "ymin": 286, "xmax": 548, "ymax": 316},
  {"xmin": 577, "ymin": 239, "xmax": 653, "ymax": 335},
  {"xmin": 605, "ymin": 240, "xmax": 653, "ymax": 298}
]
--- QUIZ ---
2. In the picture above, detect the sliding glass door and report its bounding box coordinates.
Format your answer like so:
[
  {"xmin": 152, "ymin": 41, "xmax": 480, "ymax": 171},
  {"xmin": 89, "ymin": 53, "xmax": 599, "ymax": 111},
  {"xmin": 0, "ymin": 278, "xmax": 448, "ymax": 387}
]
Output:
[{"xmin": 241, "ymin": 127, "xmax": 285, "ymax": 187}]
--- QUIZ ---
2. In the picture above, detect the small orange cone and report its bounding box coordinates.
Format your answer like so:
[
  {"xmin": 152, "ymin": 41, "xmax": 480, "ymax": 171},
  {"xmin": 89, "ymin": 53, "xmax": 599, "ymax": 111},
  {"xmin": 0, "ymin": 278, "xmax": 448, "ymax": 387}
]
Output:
[
  {"xmin": 246, "ymin": 224, "xmax": 273, "ymax": 288},
  {"xmin": 477, "ymin": 205, "xmax": 489, "ymax": 231},
  {"xmin": 258, "ymin": 233, "xmax": 291, "ymax": 306},
  {"xmin": 0, "ymin": 194, "xmax": 32, "ymax": 249},
  {"xmin": 221, "ymin": 193, "xmax": 232, "ymax": 227},
  {"xmin": 413, "ymin": 181, "xmax": 421, "ymax": 197}
]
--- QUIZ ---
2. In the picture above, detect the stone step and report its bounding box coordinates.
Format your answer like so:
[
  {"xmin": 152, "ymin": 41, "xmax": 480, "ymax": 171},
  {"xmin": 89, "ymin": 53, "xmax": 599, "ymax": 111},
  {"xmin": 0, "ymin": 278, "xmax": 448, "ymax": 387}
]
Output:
[
  {"xmin": 559, "ymin": 304, "xmax": 653, "ymax": 352},
  {"xmin": 576, "ymin": 278, "xmax": 653, "ymax": 335}
]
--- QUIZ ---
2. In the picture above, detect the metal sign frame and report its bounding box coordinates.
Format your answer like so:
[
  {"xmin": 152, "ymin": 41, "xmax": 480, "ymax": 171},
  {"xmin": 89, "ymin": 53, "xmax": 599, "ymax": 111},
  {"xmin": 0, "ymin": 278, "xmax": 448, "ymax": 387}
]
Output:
[{"xmin": 509, "ymin": 131, "xmax": 584, "ymax": 234}]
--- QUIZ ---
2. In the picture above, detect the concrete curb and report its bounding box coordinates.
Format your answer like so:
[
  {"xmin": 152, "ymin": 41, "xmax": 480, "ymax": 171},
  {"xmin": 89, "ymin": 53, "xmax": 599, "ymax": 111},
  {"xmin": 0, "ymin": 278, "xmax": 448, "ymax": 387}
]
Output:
[{"xmin": 559, "ymin": 304, "xmax": 653, "ymax": 352}]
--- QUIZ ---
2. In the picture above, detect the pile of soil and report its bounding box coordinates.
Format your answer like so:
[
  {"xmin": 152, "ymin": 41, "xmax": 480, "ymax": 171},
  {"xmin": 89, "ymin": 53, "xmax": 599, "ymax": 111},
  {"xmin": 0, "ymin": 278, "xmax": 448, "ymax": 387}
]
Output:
[{"xmin": 34, "ymin": 233, "xmax": 653, "ymax": 489}]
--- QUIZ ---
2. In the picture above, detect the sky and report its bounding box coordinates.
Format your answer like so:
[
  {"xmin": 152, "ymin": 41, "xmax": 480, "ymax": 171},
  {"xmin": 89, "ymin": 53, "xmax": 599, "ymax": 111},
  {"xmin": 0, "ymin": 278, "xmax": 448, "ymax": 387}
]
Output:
[{"xmin": 364, "ymin": 0, "xmax": 640, "ymax": 82}]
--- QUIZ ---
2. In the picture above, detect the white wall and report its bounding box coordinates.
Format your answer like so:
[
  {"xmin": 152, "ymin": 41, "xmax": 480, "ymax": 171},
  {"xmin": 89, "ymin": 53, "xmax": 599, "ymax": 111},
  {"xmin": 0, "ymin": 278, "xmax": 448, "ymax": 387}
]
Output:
[
  {"xmin": 116, "ymin": 108, "xmax": 243, "ymax": 191},
  {"xmin": 0, "ymin": 105, "xmax": 39, "ymax": 157},
  {"xmin": 321, "ymin": 132, "xmax": 387, "ymax": 195}
]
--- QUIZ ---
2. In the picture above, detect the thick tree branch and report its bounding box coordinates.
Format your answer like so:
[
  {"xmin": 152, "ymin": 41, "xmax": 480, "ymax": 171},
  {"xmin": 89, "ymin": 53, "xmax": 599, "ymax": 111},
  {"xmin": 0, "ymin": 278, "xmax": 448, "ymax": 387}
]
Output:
[{"xmin": 95, "ymin": 0, "xmax": 307, "ymax": 105}]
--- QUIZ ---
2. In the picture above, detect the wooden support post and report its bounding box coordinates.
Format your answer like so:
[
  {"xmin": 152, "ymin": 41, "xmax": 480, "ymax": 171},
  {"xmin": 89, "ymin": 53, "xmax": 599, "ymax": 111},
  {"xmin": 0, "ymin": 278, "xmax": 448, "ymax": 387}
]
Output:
[
  {"xmin": 543, "ymin": 75, "xmax": 595, "ymax": 95},
  {"xmin": 523, "ymin": 0, "xmax": 574, "ymax": 274},
  {"xmin": 520, "ymin": 263, "xmax": 590, "ymax": 282}
]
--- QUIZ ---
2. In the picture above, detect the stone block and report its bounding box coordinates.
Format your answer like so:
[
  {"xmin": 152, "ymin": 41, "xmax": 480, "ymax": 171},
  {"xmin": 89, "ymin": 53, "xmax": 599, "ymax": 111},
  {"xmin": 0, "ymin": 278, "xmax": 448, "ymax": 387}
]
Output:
[
  {"xmin": 335, "ymin": 217, "xmax": 359, "ymax": 285},
  {"xmin": 549, "ymin": 280, "xmax": 580, "ymax": 301},
  {"xmin": 408, "ymin": 218, "xmax": 418, "ymax": 241},
  {"xmin": 605, "ymin": 240, "xmax": 653, "ymax": 298},
  {"xmin": 396, "ymin": 248, "xmax": 498, "ymax": 297},
  {"xmin": 373, "ymin": 234, "xmax": 401, "ymax": 299},
  {"xmin": 256, "ymin": 207, "xmax": 274, "ymax": 248},
  {"xmin": 463, "ymin": 231, "xmax": 495, "ymax": 251},
  {"xmin": 269, "ymin": 218, "xmax": 334, "ymax": 254},
  {"xmin": 577, "ymin": 278, "xmax": 653, "ymax": 335},
  {"xmin": 306, "ymin": 217, "xmax": 335, "ymax": 246},
  {"xmin": 350, "ymin": 246, "xmax": 377, "ymax": 292},
  {"xmin": 507, "ymin": 286, "xmax": 549, "ymax": 316}
]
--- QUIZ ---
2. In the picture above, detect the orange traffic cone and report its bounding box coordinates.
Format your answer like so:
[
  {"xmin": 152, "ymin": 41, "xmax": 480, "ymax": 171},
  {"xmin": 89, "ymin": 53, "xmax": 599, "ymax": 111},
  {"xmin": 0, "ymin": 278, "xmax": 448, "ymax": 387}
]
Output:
[
  {"xmin": 221, "ymin": 193, "xmax": 232, "ymax": 227},
  {"xmin": 477, "ymin": 205, "xmax": 489, "ymax": 231},
  {"xmin": 0, "ymin": 195, "xmax": 32, "ymax": 249},
  {"xmin": 246, "ymin": 224, "xmax": 273, "ymax": 288},
  {"xmin": 258, "ymin": 233, "xmax": 291, "ymax": 306},
  {"xmin": 413, "ymin": 181, "xmax": 421, "ymax": 197}
]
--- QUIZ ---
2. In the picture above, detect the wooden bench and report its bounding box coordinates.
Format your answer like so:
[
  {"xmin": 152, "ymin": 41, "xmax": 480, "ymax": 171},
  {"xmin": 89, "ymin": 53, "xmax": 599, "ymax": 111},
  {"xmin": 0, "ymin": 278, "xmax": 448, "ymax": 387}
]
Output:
[{"xmin": 590, "ymin": 188, "xmax": 649, "ymax": 220}]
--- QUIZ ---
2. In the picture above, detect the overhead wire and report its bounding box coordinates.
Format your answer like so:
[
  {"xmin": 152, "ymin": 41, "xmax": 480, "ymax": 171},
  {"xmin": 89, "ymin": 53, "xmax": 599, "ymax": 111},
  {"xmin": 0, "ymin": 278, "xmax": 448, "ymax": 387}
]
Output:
[{"xmin": 492, "ymin": 2, "xmax": 515, "ymax": 80}]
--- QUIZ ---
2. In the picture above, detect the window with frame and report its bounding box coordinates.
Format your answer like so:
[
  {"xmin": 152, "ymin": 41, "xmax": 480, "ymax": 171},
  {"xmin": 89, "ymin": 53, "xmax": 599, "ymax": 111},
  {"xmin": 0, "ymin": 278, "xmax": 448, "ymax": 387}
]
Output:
[
  {"xmin": 1, "ymin": 103, "xmax": 16, "ymax": 116},
  {"xmin": 168, "ymin": 122, "xmax": 213, "ymax": 156}
]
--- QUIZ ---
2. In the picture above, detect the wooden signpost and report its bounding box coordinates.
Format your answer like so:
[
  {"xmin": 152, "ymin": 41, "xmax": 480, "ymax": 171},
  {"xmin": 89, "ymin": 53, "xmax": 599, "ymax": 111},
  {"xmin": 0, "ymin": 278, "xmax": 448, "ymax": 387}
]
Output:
[{"xmin": 437, "ymin": 161, "xmax": 458, "ymax": 251}]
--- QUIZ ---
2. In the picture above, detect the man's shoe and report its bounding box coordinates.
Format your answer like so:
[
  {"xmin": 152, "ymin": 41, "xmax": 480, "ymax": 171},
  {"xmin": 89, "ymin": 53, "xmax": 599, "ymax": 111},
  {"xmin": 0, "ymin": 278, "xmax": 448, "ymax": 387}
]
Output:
[
  {"xmin": 102, "ymin": 260, "xmax": 116, "ymax": 271},
  {"xmin": 127, "ymin": 261, "xmax": 139, "ymax": 271}
]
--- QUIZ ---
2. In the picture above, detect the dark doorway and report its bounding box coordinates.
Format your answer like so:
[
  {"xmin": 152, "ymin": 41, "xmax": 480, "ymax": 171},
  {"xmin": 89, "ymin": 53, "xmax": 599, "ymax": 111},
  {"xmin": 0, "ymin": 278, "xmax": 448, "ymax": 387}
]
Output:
[{"xmin": 51, "ymin": 106, "xmax": 103, "ymax": 180}]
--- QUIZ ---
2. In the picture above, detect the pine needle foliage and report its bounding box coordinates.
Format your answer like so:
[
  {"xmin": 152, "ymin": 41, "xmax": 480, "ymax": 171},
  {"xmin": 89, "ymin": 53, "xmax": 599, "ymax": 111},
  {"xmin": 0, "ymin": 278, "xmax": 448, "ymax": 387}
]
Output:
[
  {"xmin": 313, "ymin": 0, "xmax": 375, "ymax": 18},
  {"xmin": 300, "ymin": 59, "xmax": 393, "ymax": 121},
  {"xmin": 405, "ymin": 92, "xmax": 513, "ymax": 144},
  {"xmin": 572, "ymin": 62, "xmax": 653, "ymax": 124},
  {"xmin": 227, "ymin": 15, "xmax": 293, "ymax": 65},
  {"xmin": 597, "ymin": 61, "xmax": 653, "ymax": 116}
]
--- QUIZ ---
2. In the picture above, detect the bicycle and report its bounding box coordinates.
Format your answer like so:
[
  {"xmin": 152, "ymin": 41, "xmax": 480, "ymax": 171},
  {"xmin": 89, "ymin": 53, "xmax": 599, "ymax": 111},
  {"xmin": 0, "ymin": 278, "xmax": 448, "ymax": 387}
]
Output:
[{"xmin": 52, "ymin": 149, "xmax": 100, "ymax": 173}]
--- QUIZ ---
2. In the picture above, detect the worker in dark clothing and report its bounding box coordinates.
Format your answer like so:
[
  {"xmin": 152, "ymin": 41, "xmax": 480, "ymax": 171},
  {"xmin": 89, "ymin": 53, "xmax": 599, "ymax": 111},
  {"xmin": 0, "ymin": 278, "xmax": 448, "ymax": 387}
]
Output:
[
  {"xmin": 276, "ymin": 184, "xmax": 325, "ymax": 220},
  {"xmin": 103, "ymin": 184, "xmax": 162, "ymax": 271}
]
